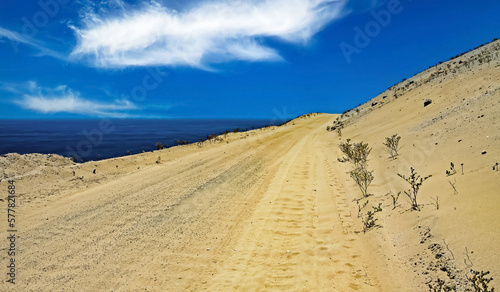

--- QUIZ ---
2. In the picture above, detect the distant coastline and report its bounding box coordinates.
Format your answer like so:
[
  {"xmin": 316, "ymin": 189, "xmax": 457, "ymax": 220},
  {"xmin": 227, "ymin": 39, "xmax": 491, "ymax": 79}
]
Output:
[{"xmin": 0, "ymin": 119, "xmax": 278, "ymax": 162}]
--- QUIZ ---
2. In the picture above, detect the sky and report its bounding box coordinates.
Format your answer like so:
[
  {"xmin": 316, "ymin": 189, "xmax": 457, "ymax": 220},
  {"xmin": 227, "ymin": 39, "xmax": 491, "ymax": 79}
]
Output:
[{"xmin": 0, "ymin": 0, "xmax": 499, "ymax": 120}]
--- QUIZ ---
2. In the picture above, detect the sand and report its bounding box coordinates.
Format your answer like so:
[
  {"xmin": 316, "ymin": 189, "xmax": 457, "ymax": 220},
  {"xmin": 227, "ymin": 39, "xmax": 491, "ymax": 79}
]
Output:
[{"xmin": 0, "ymin": 40, "xmax": 499, "ymax": 291}]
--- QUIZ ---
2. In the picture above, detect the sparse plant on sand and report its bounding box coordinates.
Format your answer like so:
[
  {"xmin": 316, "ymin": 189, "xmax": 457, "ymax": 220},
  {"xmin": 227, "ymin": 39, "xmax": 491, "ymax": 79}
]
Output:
[
  {"xmin": 336, "ymin": 126, "xmax": 342, "ymax": 136},
  {"xmin": 355, "ymin": 199, "xmax": 369, "ymax": 218},
  {"xmin": 352, "ymin": 142, "xmax": 371, "ymax": 167},
  {"xmin": 391, "ymin": 191, "xmax": 401, "ymax": 209},
  {"xmin": 156, "ymin": 155, "xmax": 161, "ymax": 164},
  {"xmin": 350, "ymin": 167, "xmax": 374, "ymax": 198},
  {"xmin": 431, "ymin": 195, "xmax": 440, "ymax": 210},
  {"xmin": 428, "ymin": 278, "xmax": 456, "ymax": 292},
  {"xmin": 398, "ymin": 167, "xmax": 432, "ymax": 211},
  {"xmin": 383, "ymin": 134, "xmax": 401, "ymax": 159},
  {"xmin": 156, "ymin": 142, "xmax": 165, "ymax": 150},
  {"xmin": 446, "ymin": 162, "xmax": 457, "ymax": 176},
  {"xmin": 493, "ymin": 162, "xmax": 499, "ymax": 171},
  {"xmin": 339, "ymin": 139, "xmax": 354, "ymax": 161},
  {"xmin": 329, "ymin": 121, "xmax": 343, "ymax": 135},
  {"xmin": 449, "ymin": 179, "xmax": 458, "ymax": 194},
  {"xmin": 362, "ymin": 203, "xmax": 382, "ymax": 233},
  {"xmin": 339, "ymin": 140, "xmax": 372, "ymax": 167},
  {"xmin": 468, "ymin": 270, "xmax": 495, "ymax": 292}
]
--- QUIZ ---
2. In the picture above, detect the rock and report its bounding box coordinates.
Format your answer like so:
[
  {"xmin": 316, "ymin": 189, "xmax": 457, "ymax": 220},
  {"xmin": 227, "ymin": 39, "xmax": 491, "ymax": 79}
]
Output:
[
  {"xmin": 424, "ymin": 99, "xmax": 432, "ymax": 107},
  {"xmin": 482, "ymin": 151, "xmax": 487, "ymax": 155},
  {"xmin": 371, "ymin": 102, "xmax": 378, "ymax": 107}
]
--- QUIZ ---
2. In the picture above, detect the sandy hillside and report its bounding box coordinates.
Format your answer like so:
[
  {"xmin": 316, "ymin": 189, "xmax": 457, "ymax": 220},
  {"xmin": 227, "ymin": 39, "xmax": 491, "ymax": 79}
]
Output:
[{"xmin": 0, "ymin": 39, "xmax": 499, "ymax": 291}]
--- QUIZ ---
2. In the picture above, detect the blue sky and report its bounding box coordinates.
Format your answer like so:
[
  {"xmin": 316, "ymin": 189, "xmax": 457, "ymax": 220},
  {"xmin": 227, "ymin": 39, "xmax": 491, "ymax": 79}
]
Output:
[{"xmin": 0, "ymin": 0, "xmax": 499, "ymax": 120}]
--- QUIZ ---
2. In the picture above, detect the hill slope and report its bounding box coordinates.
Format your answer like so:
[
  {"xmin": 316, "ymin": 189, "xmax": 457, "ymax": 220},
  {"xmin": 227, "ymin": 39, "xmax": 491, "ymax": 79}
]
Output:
[{"xmin": 330, "ymin": 38, "xmax": 500, "ymax": 290}]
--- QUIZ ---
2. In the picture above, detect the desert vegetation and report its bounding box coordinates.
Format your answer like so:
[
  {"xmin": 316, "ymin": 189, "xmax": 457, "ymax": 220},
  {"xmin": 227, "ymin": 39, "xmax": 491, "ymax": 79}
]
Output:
[
  {"xmin": 383, "ymin": 134, "xmax": 401, "ymax": 159},
  {"xmin": 349, "ymin": 167, "xmax": 374, "ymax": 198},
  {"xmin": 398, "ymin": 167, "xmax": 432, "ymax": 211},
  {"xmin": 446, "ymin": 162, "xmax": 457, "ymax": 176},
  {"xmin": 468, "ymin": 270, "xmax": 495, "ymax": 292},
  {"xmin": 338, "ymin": 138, "xmax": 383, "ymax": 232},
  {"xmin": 361, "ymin": 203, "xmax": 382, "ymax": 233}
]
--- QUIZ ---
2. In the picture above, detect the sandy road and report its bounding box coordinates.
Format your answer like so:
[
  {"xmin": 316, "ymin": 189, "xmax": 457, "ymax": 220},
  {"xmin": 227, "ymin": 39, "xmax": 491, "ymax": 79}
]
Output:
[
  {"xmin": 206, "ymin": 117, "xmax": 379, "ymax": 291},
  {"xmin": 1, "ymin": 114, "xmax": 383, "ymax": 291}
]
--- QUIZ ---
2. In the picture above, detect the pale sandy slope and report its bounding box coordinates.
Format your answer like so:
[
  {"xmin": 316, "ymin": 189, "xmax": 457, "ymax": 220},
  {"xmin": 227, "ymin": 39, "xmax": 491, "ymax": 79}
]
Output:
[
  {"xmin": 1, "ymin": 40, "xmax": 499, "ymax": 291},
  {"xmin": 332, "ymin": 39, "xmax": 500, "ymax": 291}
]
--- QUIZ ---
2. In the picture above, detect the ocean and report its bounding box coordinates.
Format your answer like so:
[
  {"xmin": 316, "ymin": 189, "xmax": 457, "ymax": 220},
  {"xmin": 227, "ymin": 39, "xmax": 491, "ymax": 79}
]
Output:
[{"xmin": 0, "ymin": 119, "xmax": 273, "ymax": 162}]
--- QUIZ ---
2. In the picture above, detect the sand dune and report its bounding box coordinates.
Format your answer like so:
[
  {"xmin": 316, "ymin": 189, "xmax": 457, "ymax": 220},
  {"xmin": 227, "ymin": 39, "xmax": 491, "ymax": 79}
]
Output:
[{"xmin": 1, "ymin": 40, "xmax": 499, "ymax": 291}]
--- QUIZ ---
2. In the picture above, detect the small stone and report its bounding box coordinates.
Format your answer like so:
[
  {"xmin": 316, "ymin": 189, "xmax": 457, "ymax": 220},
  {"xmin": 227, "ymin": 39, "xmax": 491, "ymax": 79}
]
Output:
[{"xmin": 482, "ymin": 151, "xmax": 487, "ymax": 155}]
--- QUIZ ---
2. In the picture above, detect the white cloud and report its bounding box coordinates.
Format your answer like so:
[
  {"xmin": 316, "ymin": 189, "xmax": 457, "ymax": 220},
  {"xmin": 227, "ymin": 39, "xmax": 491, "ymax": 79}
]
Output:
[
  {"xmin": 13, "ymin": 82, "xmax": 138, "ymax": 118},
  {"xmin": 71, "ymin": 0, "xmax": 346, "ymax": 68},
  {"xmin": 0, "ymin": 27, "xmax": 34, "ymax": 45},
  {"xmin": 0, "ymin": 27, "xmax": 65, "ymax": 59}
]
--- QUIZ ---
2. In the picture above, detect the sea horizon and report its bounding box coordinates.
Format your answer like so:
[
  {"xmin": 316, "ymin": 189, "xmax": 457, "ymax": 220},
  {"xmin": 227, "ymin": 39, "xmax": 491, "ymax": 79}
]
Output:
[{"xmin": 0, "ymin": 118, "xmax": 280, "ymax": 162}]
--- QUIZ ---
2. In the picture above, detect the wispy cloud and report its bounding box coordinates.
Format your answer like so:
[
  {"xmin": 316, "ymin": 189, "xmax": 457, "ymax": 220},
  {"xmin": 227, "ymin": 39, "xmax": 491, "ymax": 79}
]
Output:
[
  {"xmin": 0, "ymin": 27, "xmax": 65, "ymax": 59},
  {"xmin": 71, "ymin": 0, "xmax": 346, "ymax": 68},
  {"xmin": 10, "ymin": 81, "xmax": 138, "ymax": 118}
]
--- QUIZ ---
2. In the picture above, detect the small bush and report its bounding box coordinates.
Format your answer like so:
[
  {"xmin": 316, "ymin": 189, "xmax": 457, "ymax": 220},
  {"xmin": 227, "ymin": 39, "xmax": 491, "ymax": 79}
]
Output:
[
  {"xmin": 339, "ymin": 140, "xmax": 371, "ymax": 167},
  {"xmin": 350, "ymin": 166, "xmax": 374, "ymax": 198},
  {"xmin": 391, "ymin": 191, "xmax": 401, "ymax": 210},
  {"xmin": 468, "ymin": 270, "xmax": 494, "ymax": 292},
  {"xmin": 351, "ymin": 142, "xmax": 371, "ymax": 167},
  {"xmin": 398, "ymin": 167, "xmax": 432, "ymax": 211},
  {"xmin": 383, "ymin": 134, "xmax": 401, "ymax": 159},
  {"xmin": 428, "ymin": 278, "xmax": 456, "ymax": 292},
  {"xmin": 356, "ymin": 199, "xmax": 369, "ymax": 218},
  {"xmin": 156, "ymin": 142, "xmax": 165, "ymax": 150},
  {"xmin": 339, "ymin": 139, "xmax": 354, "ymax": 161},
  {"xmin": 207, "ymin": 134, "xmax": 218, "ymax": 143},
  {"xmin": 362, "ymin": 203, "xmax": 382, "ymax": 233}
]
